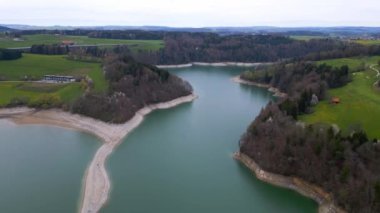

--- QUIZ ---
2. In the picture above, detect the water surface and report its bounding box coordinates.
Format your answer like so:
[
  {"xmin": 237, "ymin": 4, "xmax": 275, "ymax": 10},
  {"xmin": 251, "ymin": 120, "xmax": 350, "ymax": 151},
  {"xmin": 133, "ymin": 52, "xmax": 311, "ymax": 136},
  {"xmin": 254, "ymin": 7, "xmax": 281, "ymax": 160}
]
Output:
[
  {"xmin": 102, "ymin": 66, "xmax": 318, "ymax": 213},
  {"xmin": 0, "ymin": 121, "xmax": 100, "ymax": 213}
]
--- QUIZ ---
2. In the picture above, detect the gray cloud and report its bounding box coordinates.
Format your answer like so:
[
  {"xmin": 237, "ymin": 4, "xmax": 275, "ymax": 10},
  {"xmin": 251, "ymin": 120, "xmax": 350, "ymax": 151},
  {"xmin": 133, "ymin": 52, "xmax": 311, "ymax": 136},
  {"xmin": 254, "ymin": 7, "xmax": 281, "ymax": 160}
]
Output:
[{"xmin": 0, "ymin": 0, "xmax": 379, "ymax": 26}]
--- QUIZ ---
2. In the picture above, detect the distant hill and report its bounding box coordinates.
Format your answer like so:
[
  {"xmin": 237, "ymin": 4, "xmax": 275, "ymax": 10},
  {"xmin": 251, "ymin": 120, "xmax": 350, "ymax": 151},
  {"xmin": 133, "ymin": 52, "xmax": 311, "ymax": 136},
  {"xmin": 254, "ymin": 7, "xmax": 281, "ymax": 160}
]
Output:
[
  {"xmin": 2, "ymin": 24, "xmax": 380, "ymax": 36},
  {"xmin": 0, "ymin": 25, "xmax": 13, "ymax": 31}
]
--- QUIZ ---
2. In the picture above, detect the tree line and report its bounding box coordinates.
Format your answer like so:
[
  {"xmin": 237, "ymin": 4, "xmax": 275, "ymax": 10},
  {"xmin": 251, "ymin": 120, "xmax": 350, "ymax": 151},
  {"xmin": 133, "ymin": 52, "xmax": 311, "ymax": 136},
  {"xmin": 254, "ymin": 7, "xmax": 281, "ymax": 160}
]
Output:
[
  {"xmin": 30, "ymin": 44, "xmax": 69, "ymax": 55},
  {"xmin": 0, "ymin": 48, "xmax": 22, "ymax": 60},
  {"xmin": 11, "ymin": 29, "xmax": 165, "ymax": 40}
]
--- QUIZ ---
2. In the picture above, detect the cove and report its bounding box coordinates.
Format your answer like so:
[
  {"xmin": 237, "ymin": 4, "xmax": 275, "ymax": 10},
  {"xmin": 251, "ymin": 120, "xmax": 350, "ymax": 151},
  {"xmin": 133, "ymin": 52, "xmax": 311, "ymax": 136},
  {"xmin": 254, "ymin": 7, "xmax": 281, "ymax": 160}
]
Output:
[
  {"xmin": 102, "ymin": 66, "xmax": 318, "ymax": 213},
  {"xmin": 0, "ymin": 120, "xmax": 100, "ymax": 213}
]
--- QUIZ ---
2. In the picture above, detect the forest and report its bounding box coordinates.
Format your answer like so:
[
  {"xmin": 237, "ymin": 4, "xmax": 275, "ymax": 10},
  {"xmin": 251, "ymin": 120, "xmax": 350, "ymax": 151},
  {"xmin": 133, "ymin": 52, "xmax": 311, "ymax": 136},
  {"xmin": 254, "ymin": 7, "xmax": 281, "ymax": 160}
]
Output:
[
  {"xmin": 131, "ymin": 33, "xmax": 380, "ymax": 65},
  {"xmin": 154, "ymin": 34, "xmax": 346, "ymax": 64},
  {"xmin": 239, "ymin": 61, "xmax": 380, "ymax": 212}
]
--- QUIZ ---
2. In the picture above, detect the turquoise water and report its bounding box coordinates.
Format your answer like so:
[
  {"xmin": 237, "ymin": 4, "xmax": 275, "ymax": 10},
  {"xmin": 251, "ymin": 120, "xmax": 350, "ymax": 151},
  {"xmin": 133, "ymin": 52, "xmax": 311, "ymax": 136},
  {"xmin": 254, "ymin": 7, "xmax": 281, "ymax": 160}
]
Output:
[
  {"xmin": 102, "ymin": 66, "xmax": 318, "ymax": 213},
  {"xmin": 0, "ymin": 121, "xmax": 100, "ymax": 213}
]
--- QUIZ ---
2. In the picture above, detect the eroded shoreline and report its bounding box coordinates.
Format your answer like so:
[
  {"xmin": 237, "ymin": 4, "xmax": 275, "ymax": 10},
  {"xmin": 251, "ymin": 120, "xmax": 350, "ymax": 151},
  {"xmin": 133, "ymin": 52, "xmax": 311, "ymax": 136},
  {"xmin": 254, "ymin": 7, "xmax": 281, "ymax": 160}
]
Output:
[
  {"xmin": 234, "ymin": 152, "xmax": 345, "ymax": 213},
  {"xmin": 0, "ymin": 93, "xmax": 197, "ymax": 213}
]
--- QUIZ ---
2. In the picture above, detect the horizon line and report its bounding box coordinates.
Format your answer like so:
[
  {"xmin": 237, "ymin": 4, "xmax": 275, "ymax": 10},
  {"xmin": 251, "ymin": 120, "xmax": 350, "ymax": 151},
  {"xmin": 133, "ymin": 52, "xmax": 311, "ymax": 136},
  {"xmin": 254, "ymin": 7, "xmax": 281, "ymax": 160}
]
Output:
[{"xmin": 2, "ymin": 24, "xmax": 380, "ymax": 29}]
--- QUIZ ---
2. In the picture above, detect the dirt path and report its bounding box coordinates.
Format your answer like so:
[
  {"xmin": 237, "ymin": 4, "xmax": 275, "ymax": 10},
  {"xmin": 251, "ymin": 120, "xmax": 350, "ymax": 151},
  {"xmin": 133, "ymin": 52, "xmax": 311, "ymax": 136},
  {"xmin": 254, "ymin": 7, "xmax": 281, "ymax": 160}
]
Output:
[{"xmin": 369, "ymin": 64, "xmax": 380, "ymax": 87}]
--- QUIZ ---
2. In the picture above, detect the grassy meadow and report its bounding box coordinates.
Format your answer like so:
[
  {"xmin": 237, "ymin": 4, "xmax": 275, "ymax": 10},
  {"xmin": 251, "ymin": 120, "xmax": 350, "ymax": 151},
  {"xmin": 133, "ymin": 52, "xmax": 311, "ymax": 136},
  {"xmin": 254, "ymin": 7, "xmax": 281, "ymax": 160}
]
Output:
[
  {"xmin": 0, "ymin": 82, "xmax": 83, "ymax": 106},
  {"xmin": 353, "ymin": 39, "xmax": 380, "ymax": 45},
  {"xmin": 301, "ymin": 56, "xmax": 380, "ymax": 139},
  {"xmin": 0, "ymin": 34, "xmax": 164, "ymax": 51},
  {"xmin": 0, "ymin": 54, "xmax": 108, "ymax": 106}
]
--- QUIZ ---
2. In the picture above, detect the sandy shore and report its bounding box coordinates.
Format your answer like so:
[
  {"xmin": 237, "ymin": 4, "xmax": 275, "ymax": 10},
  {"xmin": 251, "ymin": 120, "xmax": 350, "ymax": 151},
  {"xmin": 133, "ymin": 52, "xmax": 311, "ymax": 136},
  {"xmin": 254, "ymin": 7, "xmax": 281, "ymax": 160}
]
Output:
[
  {"xmin": 157, "ymin": 62, "xmax": 271, "ymax": 69},
  {"xmin": 0, "ymin": 93, "xmax": 197, "ymax": 213},
  {"xmin": 231, "ymin": 76, "xmax": 287, "ymax": 98},
  {"xmin": 234, "ymin": 152, "xmax": 345, "ymax": 213}
]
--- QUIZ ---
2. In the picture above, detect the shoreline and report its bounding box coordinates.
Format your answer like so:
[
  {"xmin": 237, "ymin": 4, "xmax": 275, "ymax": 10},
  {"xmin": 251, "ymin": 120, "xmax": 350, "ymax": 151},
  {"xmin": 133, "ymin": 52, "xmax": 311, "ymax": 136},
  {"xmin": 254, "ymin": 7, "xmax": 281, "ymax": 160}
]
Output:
[
  {"xmin": 157, "ymin": 62, "xmax": 272, "ymax": 69},
  {"xmin": 0, "ymin": 93, "xmax": 197, "ymax": 213},
  {"xmin": 231, "ymin": 75, "xmax": 287, "ymax": 98},
  {"xmin": 234, "ymin": 152, "xmax": 345, "ymax": 213}
]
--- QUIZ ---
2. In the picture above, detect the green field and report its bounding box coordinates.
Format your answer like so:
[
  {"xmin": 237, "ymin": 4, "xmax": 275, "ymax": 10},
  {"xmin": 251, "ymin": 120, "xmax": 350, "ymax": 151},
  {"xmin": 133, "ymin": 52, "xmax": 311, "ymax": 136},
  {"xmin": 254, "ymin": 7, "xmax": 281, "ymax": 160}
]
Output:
[
  {"xmin": 0, "ymin": 54, "xmax": 108, "ymax": 106},
  {"xmin": 0, "ymin": 82, "xmax": 83, "ymax": 106},
  {"xmin": 353, "ymin": 39, "xmax": 380, "ymax": 45},
  {"xmin": 0, "ymin": 34, "xmax": 164, "ymax": 51},
  {"xmin": 301, "ymin": 56, "xmax": 380, "ymax": 139},
  {"xmin": 317, "ymin": 56, "xmax": 380, "ymax": 71},
  {"xmin": 317, "ymin": 58, "xmax": 364, "ymax": 71},
  {"xmin": 290, "ymin": 35, "xmax": 326, "ymax": 41}
]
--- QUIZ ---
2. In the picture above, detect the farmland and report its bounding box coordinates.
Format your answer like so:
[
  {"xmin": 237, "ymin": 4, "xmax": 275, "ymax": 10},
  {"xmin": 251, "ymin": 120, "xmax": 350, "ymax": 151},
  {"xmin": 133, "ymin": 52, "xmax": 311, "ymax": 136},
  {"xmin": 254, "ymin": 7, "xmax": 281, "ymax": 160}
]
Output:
[
  {"xmin": 301, "ymin": 56, "xmax": 380, "ymax": 139},
  {"xmin": 0, "ymin": 34, "xmax": 164, "ymax": 51},
  {"xmin": 0, "ymin": 54, "xmax": 108, "ymax": 106}
]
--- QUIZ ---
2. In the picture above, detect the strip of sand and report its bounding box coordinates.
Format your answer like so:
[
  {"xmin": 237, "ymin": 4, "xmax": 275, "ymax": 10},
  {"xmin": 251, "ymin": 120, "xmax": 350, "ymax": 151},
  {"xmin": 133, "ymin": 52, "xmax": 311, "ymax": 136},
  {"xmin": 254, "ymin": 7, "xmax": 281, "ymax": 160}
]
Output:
[
  {"xmin": 231, "ymin": 75, "xmax": 287, "ymax": 98},
  {"xmin": 0, "ymin": 93, "xmax": 197, "ymax": 213},
  {"xmin": 234, "ymin": 152, "xmax": 345, "ymax": 213}
]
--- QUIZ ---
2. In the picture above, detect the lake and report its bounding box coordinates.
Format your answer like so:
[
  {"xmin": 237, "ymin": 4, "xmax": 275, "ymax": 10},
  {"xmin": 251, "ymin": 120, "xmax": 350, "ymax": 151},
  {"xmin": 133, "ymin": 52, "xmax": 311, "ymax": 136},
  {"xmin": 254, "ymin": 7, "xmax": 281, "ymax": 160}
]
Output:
[
  {"xmin": 0, "ymin": 120, "xmax": 100, "ymax": 213},
  {"xmin": 101, "ymin": 66, "xmax": 317, "ymax": 213},
  {"xmin": 0, "ymin": 66, "xmax": 317, "ymax": 213}
]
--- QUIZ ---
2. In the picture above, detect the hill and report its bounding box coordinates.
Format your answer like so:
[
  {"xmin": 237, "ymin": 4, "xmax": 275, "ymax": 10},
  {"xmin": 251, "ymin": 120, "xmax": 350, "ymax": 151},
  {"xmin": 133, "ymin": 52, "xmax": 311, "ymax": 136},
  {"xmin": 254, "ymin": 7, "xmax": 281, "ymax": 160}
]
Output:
[
  {"xmin": 0, "ymin": 26, "xmax": 12, "ymax": 31},
  {"xmin": 3, "ymin": 25, "xmax": 380, "ymax": 36}
]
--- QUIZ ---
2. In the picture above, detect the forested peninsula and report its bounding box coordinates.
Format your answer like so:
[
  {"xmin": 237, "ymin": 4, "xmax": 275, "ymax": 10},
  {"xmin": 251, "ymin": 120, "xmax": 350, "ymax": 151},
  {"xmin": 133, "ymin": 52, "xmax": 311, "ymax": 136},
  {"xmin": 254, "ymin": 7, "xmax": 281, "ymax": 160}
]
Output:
[
  {"xmin": 71, "ymin": 55, "xmax": 193, "ymax": 123},
  {"xmin": 238, "ymin": 57, "xmax": 380, "ymax": 212}
]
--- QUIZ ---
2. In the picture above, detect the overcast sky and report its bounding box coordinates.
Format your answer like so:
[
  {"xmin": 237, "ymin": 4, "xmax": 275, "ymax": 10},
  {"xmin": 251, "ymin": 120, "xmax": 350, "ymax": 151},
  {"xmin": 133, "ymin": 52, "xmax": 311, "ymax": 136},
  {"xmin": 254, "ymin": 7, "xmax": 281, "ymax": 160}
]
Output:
[{"xmin": 0, "ymin": 0, "xmax": 379, "ymax": 27}]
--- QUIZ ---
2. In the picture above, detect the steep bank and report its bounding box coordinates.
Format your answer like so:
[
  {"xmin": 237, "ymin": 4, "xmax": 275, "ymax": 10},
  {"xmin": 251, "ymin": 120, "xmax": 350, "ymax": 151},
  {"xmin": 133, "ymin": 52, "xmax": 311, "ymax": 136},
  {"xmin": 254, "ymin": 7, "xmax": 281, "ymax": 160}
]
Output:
[
  {"xmin": 234, "ymin": 152, "xmax": 345, "ymax": 213},
  {"xmin": 0, "ymin": 93, "xmax": 197, "ymax": 213}
]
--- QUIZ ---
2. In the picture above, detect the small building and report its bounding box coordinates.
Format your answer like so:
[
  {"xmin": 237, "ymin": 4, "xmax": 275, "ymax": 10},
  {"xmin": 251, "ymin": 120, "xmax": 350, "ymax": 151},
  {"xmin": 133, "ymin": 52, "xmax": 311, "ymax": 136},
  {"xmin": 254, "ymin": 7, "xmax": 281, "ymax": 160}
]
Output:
[
  {"xmin": 310, "ymin": 94, "xmax": 319, "ymax": 105},
  {"xmin": 43, "ymin": 75, "xmax": 76, "ymax": 83},
  {"xmin": 331, "ymin": 97, "xmax": 340, "ymax": 104},
  {"xmin": 61, "ymin": 40, "xmax": 75, "ymax": 46}
]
